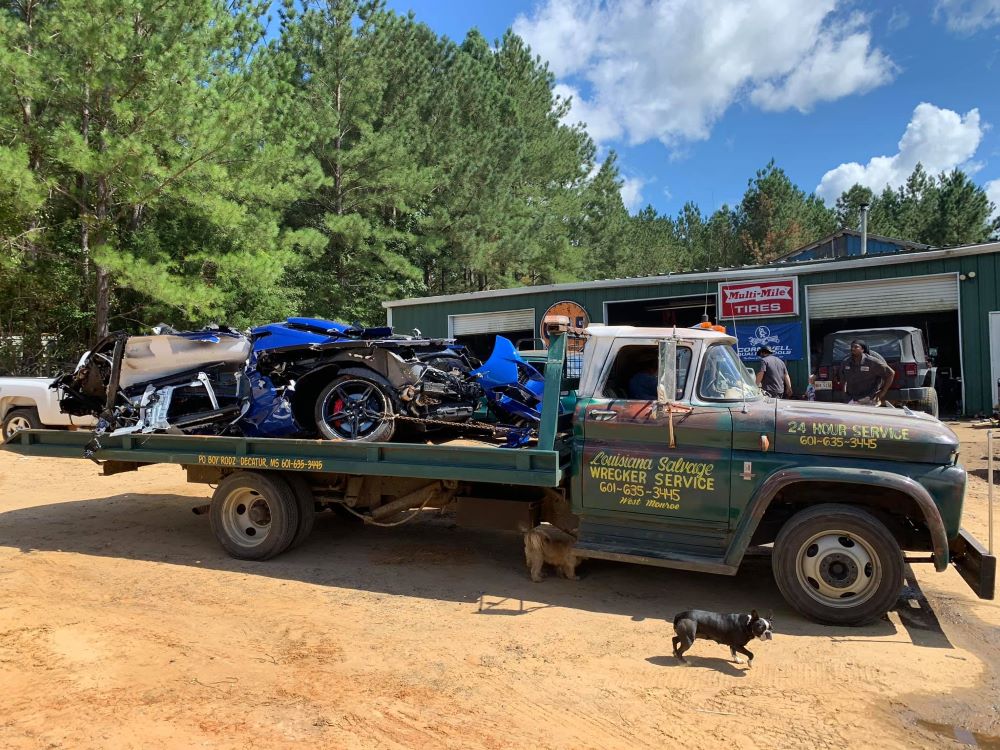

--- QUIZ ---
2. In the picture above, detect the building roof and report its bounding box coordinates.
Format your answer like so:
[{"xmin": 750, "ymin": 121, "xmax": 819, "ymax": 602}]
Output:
[
  {"xmin": 383, "ymin": 238, "xmax": 1000, "ymax": 309},
  {"xmin": 770, "ymin": 229, "xmax": 932, "ymax": 263}
]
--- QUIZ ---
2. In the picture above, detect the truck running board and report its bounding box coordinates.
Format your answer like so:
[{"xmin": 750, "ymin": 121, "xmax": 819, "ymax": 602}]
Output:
[
  {"xmin": 572, "ymin": 542, "xmax": 737, "ymax": 575},
  {"xmin": 573, "ymin": 519, "xmax": 736, "ymax": 575}
]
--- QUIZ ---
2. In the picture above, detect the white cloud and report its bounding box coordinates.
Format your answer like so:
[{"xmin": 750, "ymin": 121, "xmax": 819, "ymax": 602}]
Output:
[
  {"xmin": 815, "ymin": 103, "xmax": 985, "ymax": 203},
  {"xmin": 512, "ymin": 0, "xmax": 601, "ymax": 77},
  {"xmin": 987, "ymin": 179, "xmax": 1000, "ymax": 220},
  {"xmin": 934, "ymin": 0, "xmax": 1000, "ymax": 34},
  {"xmin": 887, "ymin": 6, "xmax": 911, "ymax": 32},
  {"xmin": 620, "ymin": 176, "xmax": 645, "ymax": 212},
  {"xmin": 515, "ymin": 0, "xmax": 896, "ymax": 148},
  {"xmin": 750, "ymin": 15, "xmax": 896, "ymax": 113},
  {"xmin": 553, "ymin": 84, "xmax": 623, "ymax": 144}
]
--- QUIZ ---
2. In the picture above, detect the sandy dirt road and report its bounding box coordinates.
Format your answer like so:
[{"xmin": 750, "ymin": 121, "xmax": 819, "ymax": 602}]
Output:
[{"xmin": 1, "ymin": 424, "xmax": 998, "ymax": 749}]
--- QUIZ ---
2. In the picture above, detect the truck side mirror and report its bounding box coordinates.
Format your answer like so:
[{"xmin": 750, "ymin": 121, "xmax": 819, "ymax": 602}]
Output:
[{"xmin": 657, "ymin": 338, "xmax": 676, "ymax": 405}]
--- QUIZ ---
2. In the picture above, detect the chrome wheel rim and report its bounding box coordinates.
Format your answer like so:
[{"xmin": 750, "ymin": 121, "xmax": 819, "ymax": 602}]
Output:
[
  {"xmin": 4, "ymin": 415, "xmax": 32, "ymax": 438},
  {"xmin": 219, "ymin": 487, "xmax": 273, "ymax": 548},
  {"xmin": 795, "ymin": 530, "xmax": 882, "ymax": 608}
]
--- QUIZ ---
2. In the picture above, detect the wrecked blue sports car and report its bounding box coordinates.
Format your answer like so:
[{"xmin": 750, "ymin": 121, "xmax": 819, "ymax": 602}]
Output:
[{"xmin": 52, "ymin": 319, "xmax": 548, "ymax": 445}]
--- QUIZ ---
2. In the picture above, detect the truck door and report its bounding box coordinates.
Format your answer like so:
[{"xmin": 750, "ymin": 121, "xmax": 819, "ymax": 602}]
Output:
[{"xmin": 577, "ymin": 339, "xmax": 733, "ymax": 527}]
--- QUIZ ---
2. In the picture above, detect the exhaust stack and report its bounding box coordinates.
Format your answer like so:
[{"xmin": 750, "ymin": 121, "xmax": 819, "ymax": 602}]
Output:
[{"xmin": 860, "ymin": 203, "xmax": 870, "ymax": 256}]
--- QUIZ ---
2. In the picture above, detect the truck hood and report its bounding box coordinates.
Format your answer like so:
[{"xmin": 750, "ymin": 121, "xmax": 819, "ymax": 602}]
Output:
[{"xmin": 775, "ymin": 400, "xmax": 958, "ymax": 465}]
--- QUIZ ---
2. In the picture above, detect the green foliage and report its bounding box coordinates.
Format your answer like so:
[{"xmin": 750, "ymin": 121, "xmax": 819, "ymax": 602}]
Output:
[
  {"xmin": 835, "ymin": 164, "xmax": 998, "ymax": 244},
  {"xmin": 0, "ymin": 1, "xmax": 996, "ymax": 373},
  {"xmin": 735, "ymin": 161, "xmax": 836, "ymax": 264}
]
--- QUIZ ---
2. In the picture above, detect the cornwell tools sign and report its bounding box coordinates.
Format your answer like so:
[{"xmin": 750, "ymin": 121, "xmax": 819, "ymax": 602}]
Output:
[{"xmin": 718, "ymin": 277, "xmax": 799, "ymax": 319}]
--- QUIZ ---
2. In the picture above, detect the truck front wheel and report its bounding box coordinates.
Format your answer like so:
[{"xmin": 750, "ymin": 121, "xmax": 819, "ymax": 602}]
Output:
[{"xmin": 772, "ymin": 504, "xmax": 903, "ymax": 626}]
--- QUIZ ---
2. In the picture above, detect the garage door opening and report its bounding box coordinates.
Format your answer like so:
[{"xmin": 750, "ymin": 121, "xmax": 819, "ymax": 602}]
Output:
[
  {"xmin": 807, "ymin": 274, "xmax": 962, "ymax": 414},
  {"xmin": 448, "ymin": 309, "xmax": 535, "ymax": 360},
  {"xmin": 606, "ymin": 294, "xmax": 717, "ymax": 328}
]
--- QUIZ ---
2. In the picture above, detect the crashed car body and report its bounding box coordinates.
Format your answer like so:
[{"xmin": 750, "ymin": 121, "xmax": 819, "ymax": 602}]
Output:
[
  {"xmin": 251, "ymin": 320, "xmax": 545, "ymax": 442},
  {"xmin": 51, "ymin": 319, "xmax": 549, "ymax": 444},
  {"xmin": 52, "ymin": 327, "xmax": 298, "ymax": 440}
]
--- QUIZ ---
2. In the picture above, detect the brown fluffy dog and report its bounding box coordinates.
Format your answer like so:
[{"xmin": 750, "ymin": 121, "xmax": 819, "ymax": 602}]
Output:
[{"xmin": 524, "ymin": 524, "xmax": 580, "ymax": 582}]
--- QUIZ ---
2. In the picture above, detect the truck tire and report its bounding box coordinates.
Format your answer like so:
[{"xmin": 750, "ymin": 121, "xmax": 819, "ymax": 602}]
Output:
[
  {"xmin": 314, "ymin": 368, "xmax": 396, "ymax": 442},
  {"xmin": 915, "ymin": 389, "xmax": 939, "ymax": 419},
  {"xmin": 209, "ymin": 472, "xmax": 300, "ymax": 560},
  {"xmin": 282, "ymin": 473, "xmax": 316, "ymax": 550},
  {"xmin": 3, "ymin": 407, "xmax": 42, "ymax": 439},
  {"xmin": 772, "ymin": 504, "xmax": 903, "ymax": 626}
]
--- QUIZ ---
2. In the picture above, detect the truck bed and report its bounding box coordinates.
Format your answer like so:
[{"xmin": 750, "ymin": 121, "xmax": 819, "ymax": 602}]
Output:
[{"xmin": 2, "ymin": 429, "xmax": 569, "ymax": 487}]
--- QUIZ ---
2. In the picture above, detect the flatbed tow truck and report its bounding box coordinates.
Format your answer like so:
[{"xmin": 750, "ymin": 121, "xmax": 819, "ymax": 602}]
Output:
[{"xmin": 3, "ymin": 320, "xmax": 994, "ymax": 625}]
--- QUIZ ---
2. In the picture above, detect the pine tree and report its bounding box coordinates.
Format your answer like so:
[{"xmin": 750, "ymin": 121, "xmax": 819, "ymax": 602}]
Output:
[
  {"xmin": 736, "ymin": 161, "xmax": 835, "ymax": 264},
  {"xmin": 928, "ymin": 169, "xmax": 996, "ymax": 246},
  {"xmin": 1, "ymin": 0, "xmax": 318, "ymax": 341}
]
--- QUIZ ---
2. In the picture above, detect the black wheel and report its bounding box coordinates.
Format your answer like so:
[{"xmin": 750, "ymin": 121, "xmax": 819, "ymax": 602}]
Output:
[
  {"xmin": 282, "ymin": 473, "xmax": 316, "ymax": 550},
  {"xmin": 915, "ymin": 390, "xmax": 939, "ymax": 418},
  {"xmin": 209, "ymin": 472, "xmax": 300, "ymax": 560},
  {"xmin": 3, "ymin": 407, "xmax": 42, "ymax": 439},
  {"xmin": 314, "ymin": 368, "xmax": 396, "ymax": 442},
  {"xmin": 772, "ymin": 503, "xmax": 903, "ymax": 626}
]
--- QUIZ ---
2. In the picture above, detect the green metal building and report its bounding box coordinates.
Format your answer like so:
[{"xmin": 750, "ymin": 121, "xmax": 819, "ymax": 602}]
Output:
[{"xmin": 383, "ymin": 232, "xmax": 1000, "ymax": 416}]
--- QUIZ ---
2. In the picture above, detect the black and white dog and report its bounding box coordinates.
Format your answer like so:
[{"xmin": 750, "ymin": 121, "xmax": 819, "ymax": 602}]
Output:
[{"xmin": 672, "ymin": 609, "xmax": 773, "ymax": 667}]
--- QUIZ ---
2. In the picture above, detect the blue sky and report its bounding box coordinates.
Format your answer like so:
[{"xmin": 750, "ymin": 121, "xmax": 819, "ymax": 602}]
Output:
[{"xmin": 386, "ymin": 0, "xmax": 1000, "ymax": 219}]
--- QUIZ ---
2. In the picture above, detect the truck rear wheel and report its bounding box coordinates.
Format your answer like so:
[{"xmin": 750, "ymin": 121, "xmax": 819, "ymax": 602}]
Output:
[
  {"xmin": 282, "ymin": 473, "xmax": 316, "ymax": 550},
  {"xmin": 772, "ymin": 504, "xmax": 903, "ymax": 626},
  {"xmin": 210, "ymin": 472, "xmax": 300, "ymax": 560},
  {"xmin": 3, "ymin": 407, "xmax": 42, "ymax": 439}
]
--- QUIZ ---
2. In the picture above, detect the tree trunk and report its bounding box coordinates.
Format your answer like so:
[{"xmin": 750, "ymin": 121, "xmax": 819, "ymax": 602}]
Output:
[
  {"xmin": 80, "ymin": 82, "xmax": 91, "ymax": 284},
  {"xmin": 19, "ymin": 0, "xmax": 41, "ymax": 259},
  {"xmin": 93, "ymin": 171, "xmax": 111, "ymax": 341},
  {"xmin": 95, "ymin": 266, "xmax": 111, "ymax": 339},
  {"xmin": 334, "ymin": 80, "xmax": 343, "ymax": 215}
]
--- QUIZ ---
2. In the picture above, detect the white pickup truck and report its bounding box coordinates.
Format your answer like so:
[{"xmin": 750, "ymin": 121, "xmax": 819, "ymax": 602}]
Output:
[{"xmin": 0, "ymin": 377, "xmax": 95, "ymax": 438}]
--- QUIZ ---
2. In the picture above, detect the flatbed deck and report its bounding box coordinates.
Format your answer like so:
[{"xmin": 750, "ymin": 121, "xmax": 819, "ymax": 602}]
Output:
[{"xmin": 2, "ymin": 429, "xmax": 569, "ymax": 487}]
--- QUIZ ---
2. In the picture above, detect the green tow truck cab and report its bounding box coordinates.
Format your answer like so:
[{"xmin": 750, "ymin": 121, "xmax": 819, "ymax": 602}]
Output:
[
  {"xmin": 569, "ymin": 324, "xmax": 992, "ymax": 625},
  {"xmin": 2, "ymin": 322, "xmax": 994, "ymax": 625}
]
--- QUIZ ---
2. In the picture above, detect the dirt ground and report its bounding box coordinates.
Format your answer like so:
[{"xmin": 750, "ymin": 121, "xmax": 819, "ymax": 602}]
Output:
[{"xmin": 1, "ymin": 424, "xmax": 999, "ymax": 749}]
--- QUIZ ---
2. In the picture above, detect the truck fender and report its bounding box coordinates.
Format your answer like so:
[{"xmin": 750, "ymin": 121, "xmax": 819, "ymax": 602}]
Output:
[{"xmin": 724, "ymin": 467, "xmax": 949, "ymax": 572}]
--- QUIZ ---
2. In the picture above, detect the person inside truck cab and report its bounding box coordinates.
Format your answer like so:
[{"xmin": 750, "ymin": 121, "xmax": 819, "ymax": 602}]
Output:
[
  {"xmin": 627, "ymin": 360, "xmax": 658, "ymax": 400},
  {"xmin": 842, "ymin": 339, "xmax": 895, "ymax": 405}
]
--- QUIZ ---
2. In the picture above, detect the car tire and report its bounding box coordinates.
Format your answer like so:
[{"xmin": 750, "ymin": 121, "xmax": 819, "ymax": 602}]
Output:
[
  {"xmin": 209, "ymin": 472, "xmax": 300, "ymax": 560},
  {"xmin": 3, "ymin": 407, "xmax": 43, "ymax": 439},
  {"xmin": 314, "ymin": 368, "xmax": 397, "ymax": 442},
  {"xmin": 915, "ymin": 390, "xmax": 939, "ymax": 419},
  {"xmin": 772, "ymin": 503, "xmax": 904, "ymax": 626}
]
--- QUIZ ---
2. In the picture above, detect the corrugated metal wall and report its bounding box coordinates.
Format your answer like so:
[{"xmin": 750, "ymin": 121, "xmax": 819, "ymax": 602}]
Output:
[{"xmin": 388, "ymin": 251, "xmax": 1000, "ymax": 415}]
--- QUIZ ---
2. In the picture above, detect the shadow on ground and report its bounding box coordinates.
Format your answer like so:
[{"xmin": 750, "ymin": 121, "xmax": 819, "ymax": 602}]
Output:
[{"xmin": 0, "ymin": 490, "xmax": 951, "ymax": 646}]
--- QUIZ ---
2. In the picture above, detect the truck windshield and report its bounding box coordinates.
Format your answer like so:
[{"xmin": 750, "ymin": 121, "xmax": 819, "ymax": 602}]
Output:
[{"xmin": 698, "ymin": 344, "xmax": 761, "ymax": 401}]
